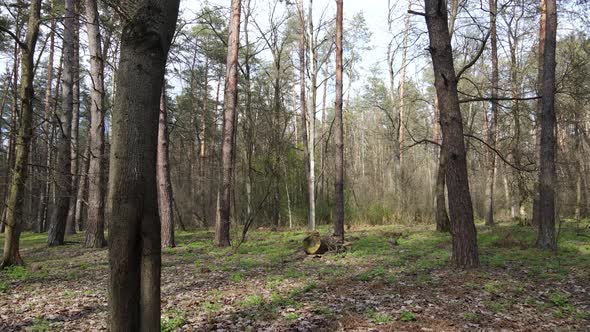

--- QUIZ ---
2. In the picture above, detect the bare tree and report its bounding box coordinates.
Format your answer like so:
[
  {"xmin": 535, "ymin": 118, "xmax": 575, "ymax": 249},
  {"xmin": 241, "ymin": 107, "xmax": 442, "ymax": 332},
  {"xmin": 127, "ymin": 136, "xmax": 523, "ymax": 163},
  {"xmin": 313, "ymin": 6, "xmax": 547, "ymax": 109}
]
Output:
[
  {"xmin": 484, "ymin": 0, "xmax": 499, "ymax": 226},
  {"xmin": 422, "ymin": 0, "xmax": 479, "ymax": 267}
]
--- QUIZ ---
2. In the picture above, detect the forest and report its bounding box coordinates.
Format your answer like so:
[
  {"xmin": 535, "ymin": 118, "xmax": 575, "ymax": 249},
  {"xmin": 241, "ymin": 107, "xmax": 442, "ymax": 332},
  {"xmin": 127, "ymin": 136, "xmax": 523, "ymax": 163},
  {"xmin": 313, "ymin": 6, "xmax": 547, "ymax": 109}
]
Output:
[{"xmin": 0, "ymin": 0, "xmax": 589, "ymax": 330}]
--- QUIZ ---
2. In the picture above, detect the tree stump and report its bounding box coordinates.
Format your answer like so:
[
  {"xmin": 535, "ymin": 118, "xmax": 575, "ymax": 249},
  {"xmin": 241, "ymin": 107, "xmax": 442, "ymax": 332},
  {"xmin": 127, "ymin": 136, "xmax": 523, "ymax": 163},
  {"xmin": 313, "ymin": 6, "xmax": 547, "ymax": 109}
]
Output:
[{"xmin": 302, "ymin": 232, "xmax": 348, "ymax": 255}]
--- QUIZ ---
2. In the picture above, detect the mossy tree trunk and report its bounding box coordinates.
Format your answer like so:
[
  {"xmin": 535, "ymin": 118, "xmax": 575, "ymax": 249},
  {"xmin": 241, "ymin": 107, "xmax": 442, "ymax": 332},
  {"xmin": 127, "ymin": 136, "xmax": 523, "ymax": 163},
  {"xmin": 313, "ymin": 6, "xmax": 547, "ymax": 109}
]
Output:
[{"xmin": 1, "ymin": 0, "xmax": 41, "ymax": 267}]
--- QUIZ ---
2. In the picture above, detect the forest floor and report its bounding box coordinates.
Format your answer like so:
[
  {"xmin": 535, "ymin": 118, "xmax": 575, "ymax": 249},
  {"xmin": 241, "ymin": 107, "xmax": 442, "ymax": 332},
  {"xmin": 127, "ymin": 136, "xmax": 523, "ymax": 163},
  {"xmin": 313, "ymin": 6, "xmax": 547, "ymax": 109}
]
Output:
[{"xmin": 0, "ymin": 220, "xmax": 589, "ymax": 331}]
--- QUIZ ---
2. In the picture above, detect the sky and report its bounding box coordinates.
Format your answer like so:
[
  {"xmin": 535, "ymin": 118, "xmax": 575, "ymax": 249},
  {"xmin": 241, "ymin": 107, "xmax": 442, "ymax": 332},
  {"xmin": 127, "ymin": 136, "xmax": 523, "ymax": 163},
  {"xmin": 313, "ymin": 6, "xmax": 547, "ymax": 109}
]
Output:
[{"xmin": 180, "ymin": 0, "xmax": 404, "ymax": 97}]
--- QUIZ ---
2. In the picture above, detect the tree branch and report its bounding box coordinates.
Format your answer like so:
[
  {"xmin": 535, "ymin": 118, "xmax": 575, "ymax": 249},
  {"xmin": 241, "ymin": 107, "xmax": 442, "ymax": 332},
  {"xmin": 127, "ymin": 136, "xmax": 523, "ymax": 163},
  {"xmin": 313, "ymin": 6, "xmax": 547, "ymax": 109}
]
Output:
[
  {"xmin": 459, "ymin": 95, "xmax": 541, "ymax": 103},
  {"xmin": 456, "ymin": 29, "xmax": 490, "ymax": 79},
  {"xmin": 0, "ymin": 25, "xmax": 26, "ymax": 49},
  {"xmin": 464, "ymin": 134, "xmax": 535, "ymax": 172}
]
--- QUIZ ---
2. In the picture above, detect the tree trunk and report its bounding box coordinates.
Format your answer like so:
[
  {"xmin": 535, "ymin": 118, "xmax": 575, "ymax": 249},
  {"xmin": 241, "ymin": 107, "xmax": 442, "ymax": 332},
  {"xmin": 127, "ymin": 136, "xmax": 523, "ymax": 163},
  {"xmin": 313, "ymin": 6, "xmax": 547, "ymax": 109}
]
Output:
[
  {"xmin": 38, "ymin": 0, "xmax": 56, "ymax": 233},
  {"xmin": 398, "ymin": 0, "xmax": 412, "ymax": 183},
  {"xmin": 532, "ymin": 0, "xmax": 547, "ymax": 228},
  {"xmin": 297, "ymin": 0, "xmax": 312, "ymax": 230},
  {"xmin": 216, "ymin": 0, "xmax": 241, "ymax": 247},
  {"xmin": 1, "ymin": 0, "xmax": 41, "ymax": 267},
  {"xmin": 158, "ymin": 87, "xmax": 175, "ymax": 248},
  {"xmin": 484, "ymin": 0, "xmax": 498, "ymax": 226},
  {"xmin": 536, "ymin": 0, "xmax": 557, "ymax": 251},
  {"xmin": 307, "ymin": 0, "xmax": 316, "ymax": 232},
  {"xmin": 48, "ymin": 0, "xmax": 75, "ymax": 246},
  {"xmin": 333, "ymin": 0, "xmax": 345, "ymax": 242},
  {"xmin": 423, "ymin": 0, "xmax": 479, "ymax": 268},
  {"xmin": 66, "ymin": 1, "xmax": 81, "ymax": 235},
  {"xmin": 84, "ymin": 0, "xmax": 106, "ymax": 248},
  {"xmin": 75, "ymin": 146, "xmax": 90, "ymax": 231},
  {"xmin": 107, "ymin": 1, "xmax": 179, "ymax": 330}
]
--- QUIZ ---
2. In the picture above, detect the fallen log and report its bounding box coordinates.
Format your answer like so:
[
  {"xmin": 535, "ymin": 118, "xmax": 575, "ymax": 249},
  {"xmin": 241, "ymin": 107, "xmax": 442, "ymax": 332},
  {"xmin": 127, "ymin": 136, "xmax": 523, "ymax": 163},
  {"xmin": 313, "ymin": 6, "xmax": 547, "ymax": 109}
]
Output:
[{"xmin": 302, "ymin": 232, "xmax": 349, "ymax": 255}]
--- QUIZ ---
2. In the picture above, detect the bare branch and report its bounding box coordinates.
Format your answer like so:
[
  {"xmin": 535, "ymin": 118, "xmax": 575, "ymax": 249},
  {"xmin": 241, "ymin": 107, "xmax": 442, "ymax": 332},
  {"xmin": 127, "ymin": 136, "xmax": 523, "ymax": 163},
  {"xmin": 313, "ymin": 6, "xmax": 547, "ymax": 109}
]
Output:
[{"xmin": 456, "ymin": 29, "xmax": 490, "ymax": 79}]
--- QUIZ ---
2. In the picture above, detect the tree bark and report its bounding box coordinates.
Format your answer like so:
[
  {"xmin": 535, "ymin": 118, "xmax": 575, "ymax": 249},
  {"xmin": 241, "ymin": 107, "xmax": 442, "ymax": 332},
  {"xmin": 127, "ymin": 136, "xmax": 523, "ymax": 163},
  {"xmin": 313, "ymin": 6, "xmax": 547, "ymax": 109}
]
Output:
[
  {"xmin": 108, "ymin": 1, "xmax": 180, "ymax": 330},
  {"xmin": 84, "ymin": 0, "xmax": 107, "ymax": 248},
  {"xmin": 333, "ymin": 0, "xmax": 345, "ymax": 242},
  {"xmin": 536, "ymin": 0, "xmax": 557, "ymax": 251},
  {"xmin": 1, "ymin": 0, "xmax": 41, "ymax": 267},
  {"xmin": 423, "ymin": 0, "xmax": 479, "ymax": 268},
  {"xmin": 75, "ymin": 146, "xmax": 90, "ymax": 231},
  {"xmin": 216, "ymin": 0, "xmax": 241, "ymax": 247},
  {"xmin": 532, "ymin": 0, "xmax": 547, "ymax": 228},
  {"xmin": 66, "ymin": 1, "xmax": 81, "ymax": 235},
  {"xmin": 48, "ymin": 0, "xmax": 75, "ymax": 246},
  {"xmin": 158, "ymin": 87, "xmax": 175, "ymax": 248}
]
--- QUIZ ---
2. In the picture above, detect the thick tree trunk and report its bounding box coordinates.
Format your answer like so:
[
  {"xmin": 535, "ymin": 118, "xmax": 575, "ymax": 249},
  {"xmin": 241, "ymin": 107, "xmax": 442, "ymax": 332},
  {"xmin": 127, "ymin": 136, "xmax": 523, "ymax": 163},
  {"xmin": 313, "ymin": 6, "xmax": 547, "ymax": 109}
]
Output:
[
  {"xmin": 158, "ymin": 87, "xmax": 175, "ymax": 248},
  {"xmin": 333, "ymin": 0, "xmax": 345, "ymax": 242},
  {"xmin": 536, "ymin": 0, "xmax": 557, "ymax": 251},
  {"xmin": 108, "ymin": 1, "xmax": 179, "ymax": 330},
  {"xmin": 216, "ymin": 0, "xmax": 241, "ymax": 247},
  {"xmin": 84, "ymin": 0, "xmax": 106, "ymax": 248},
  {"xmin": 48, "ymin": 0, "xmax": 75, "ymax": 246},
  {"xmin": 423, "ymin": 0, "xmax": 479, "ymax": 268},
  {"xmin": 484, "ymin": 0, "xmax": 498, "ymax": 226},
  {"xmin": 1, "ymin": 0, "xmax": 41, "ymax": 267}
]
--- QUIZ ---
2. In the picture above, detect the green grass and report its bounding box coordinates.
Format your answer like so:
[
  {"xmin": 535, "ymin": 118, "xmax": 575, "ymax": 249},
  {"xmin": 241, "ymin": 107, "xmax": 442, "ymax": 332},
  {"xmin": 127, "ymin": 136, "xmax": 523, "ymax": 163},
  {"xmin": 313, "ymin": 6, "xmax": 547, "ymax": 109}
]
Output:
[
  {"xmin": 161, "ymin": 310, "xmax": 186, "ymax": 332},
  {"xmin": 399, "ymin": 310, "xmax": 416, "ymax": 322},
  {"xmin": 28, "ymin": 318, "xmax": 53, "ymax": 332},
  {"xmin": 365, "ymin": 309, "xmax": 393, "ymax": 324},
  {"xmin": 2, "ymin": 221, "xmax": 589, "ymax": 330},
  {"xmin": 239, "ymin": 294, "xmax": 264, "ymax": 308},
  {"xmin": 462, "ymin": 312, "xmax": 479, "ymax": 322}
]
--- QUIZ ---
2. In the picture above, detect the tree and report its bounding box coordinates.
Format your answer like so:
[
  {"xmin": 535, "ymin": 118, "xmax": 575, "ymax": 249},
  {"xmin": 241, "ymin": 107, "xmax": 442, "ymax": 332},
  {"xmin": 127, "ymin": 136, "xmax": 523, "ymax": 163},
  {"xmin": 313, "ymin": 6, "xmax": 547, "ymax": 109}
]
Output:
[
  {"xmin": 422, "ymin": 0, "xmax": 479, "ymax": 268},
  {"xmin": 66, "ymin": 0, "xmax": 81, "ymax": 235},
  {"xmin": 48, "ymin": 0, "xmax": 75, "ymax": 246},
  {"xmin": 0, "ymin": 0, "xmax": 41, "ymax": 267},
  {"xmin": 532, "ymin": 0, "xmax": 547, "ymax": 228},
  {"xmin": 215, "ymin": 0, "xmax": 241, "ymax": 247},
  {"xmin": 38, "ymin": 0, "xmax": 56, "ymax": 233},
  {"xmin": 159, "ymin": 85, "xmax": 175, "ymax": 248},
  {"xmin": 84, "ymin": 0, "xmax": 106, "ymax": 248},
  {"xmin": 108, "ymin": 1, "xmax": 180, "ymax": 330},
  {"xmin": 334, "ymin": 0, "xmax": 344, "ymax": 242},
  {"xmin": 484, "ymin": 0, "xmax": 499, "ymax": 226},
  {"xmin": 536, "ymin": 0, "xmax": 557, "ymax": 250},
  {"xmin": 297, "ymin": 0, "xmax": 312, "ymax": 230}
]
